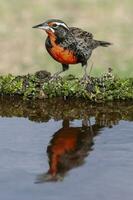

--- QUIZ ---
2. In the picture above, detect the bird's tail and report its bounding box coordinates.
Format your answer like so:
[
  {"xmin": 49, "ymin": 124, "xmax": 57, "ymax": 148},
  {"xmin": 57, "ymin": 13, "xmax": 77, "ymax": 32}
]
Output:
[{"xmin": 96, "ymin": 40, "xmax": 112, "ymax": 47}]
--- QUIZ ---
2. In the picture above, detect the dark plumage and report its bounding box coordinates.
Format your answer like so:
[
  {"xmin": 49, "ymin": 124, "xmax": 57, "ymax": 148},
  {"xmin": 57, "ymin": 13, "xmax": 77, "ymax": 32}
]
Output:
[{"xmin": 33, "ymin": 19, "xmax": 112, "ymax": 79}]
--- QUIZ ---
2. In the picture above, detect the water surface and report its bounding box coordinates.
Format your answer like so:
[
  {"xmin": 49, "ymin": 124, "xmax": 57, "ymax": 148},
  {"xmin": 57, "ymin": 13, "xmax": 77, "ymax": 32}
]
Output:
[{"xmin": 0, "ymin": 97, "xmax": 133, "ymax": 200}]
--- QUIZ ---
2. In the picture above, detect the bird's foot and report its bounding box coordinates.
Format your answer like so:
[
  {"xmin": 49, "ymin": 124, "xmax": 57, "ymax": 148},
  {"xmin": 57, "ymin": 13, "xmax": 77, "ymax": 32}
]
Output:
[
  {"xmin": 49, "ymin": 73, "xmax": 61, "ymax": 82},
  {"xmin": 80, "ymin": 74, "xmax": 91, "ymax": 84}
]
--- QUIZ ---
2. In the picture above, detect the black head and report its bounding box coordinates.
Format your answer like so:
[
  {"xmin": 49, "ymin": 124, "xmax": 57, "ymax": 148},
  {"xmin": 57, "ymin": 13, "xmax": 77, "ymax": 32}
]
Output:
[{"xmin": 32, "ymin": 19, "xmax": 69, "ymax": 40}]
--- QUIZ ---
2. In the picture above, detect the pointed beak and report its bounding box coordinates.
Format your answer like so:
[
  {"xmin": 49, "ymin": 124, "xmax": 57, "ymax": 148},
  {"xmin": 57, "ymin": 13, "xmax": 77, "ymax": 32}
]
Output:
[{"xmin": 32, "ymin": 23, "xmax": 49, "ymax": 30}]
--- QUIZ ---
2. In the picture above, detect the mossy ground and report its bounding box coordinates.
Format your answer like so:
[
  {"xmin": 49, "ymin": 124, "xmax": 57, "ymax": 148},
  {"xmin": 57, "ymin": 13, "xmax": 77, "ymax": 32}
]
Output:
[{"xmin": 0, "ymin": 69, "xmax": 132, "ymax": 102}]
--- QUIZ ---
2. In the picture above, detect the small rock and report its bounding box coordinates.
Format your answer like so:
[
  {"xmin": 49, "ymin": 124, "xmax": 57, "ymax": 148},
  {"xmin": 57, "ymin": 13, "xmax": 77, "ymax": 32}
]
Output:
[{"xmin": 35, "ymin": 70, "xmax": 51, "ymax": 80}]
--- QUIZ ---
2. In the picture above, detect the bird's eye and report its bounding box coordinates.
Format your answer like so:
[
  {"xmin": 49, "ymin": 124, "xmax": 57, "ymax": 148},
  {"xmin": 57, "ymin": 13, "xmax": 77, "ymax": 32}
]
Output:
[{"xmin": 52, "ymin": 24, "xmax": 58, "ymax": 28}]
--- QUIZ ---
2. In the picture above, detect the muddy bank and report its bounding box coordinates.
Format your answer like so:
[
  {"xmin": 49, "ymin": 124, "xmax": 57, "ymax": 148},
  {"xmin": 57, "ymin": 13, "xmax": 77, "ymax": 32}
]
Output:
[{"xmin": 0, "ymin": 97, "xmax": 132, "ymax": 124}]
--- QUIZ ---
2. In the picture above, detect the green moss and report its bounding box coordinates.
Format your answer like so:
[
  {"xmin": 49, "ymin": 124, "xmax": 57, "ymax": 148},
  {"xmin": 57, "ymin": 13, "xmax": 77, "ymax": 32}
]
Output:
[
  {"xmin": 0, "ymin": 70, "xmax": 132, "ymax": 102},
  {"xmin": 43, "ymin": 72, "xmax": 133, "ymax": 102},
  {"xmin": 43, "ymin": 78, "xmax": 87, "ymax": 98},
  {"xmin": 0, "ymin": 74, "xmax": 23, "ymax": 95}
]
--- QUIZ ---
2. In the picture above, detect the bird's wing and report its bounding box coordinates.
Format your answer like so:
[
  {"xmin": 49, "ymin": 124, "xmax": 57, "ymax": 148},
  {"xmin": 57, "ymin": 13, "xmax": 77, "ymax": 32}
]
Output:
[
  {"xmin": 69, "ymin": 27, "xmax": 93, "ymax": 41},
  {"xmin": 69, "ymin": 27, "xmax": 93, "ymax": 63}
]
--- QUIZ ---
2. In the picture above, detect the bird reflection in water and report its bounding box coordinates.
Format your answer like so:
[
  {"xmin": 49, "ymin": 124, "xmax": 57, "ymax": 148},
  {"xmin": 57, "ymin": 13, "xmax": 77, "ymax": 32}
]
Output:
[{"xmin": 36, "ymin": 119, "xmax": 103, "ymax": 182}]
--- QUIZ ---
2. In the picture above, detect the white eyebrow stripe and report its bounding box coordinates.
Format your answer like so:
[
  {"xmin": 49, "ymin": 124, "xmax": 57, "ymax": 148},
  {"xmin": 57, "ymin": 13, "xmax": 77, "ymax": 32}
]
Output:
[
  {"xmin": 55, "ymin": 22, "xmax": 69, "ymax": 29},
  {"xmin": 50, "ymin": 27, "xmax": 55, "ymax": 32}
]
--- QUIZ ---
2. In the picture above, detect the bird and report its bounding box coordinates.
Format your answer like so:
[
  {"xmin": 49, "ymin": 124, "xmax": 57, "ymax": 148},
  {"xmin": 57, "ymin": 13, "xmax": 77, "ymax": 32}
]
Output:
[
  {"xmin": 33, "ymin": 19, "xmax": 112, "ymax": 80},
  {"xmin": 36, "ymin": 119, "xmax": 103, "ymax": 182}
]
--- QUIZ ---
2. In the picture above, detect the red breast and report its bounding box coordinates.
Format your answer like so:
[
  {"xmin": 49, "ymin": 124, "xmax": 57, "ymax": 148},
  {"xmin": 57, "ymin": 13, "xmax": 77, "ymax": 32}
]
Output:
[{"xmin": 47, "ymin": 32, "xmax": 78, "ymax": 64}]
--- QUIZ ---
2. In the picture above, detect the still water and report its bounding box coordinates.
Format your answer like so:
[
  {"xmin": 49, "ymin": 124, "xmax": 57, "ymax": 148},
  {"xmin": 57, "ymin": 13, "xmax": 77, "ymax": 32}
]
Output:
[{"xmin": 0, "ymin": 97, "xmax": 133, "ymax": 200}]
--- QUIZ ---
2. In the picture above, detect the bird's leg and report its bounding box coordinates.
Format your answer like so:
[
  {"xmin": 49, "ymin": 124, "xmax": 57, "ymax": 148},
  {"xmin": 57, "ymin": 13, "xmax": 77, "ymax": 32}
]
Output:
[
  {"xmin": 62, "ymin": 119, "xmax": 69, "ymax": 128},
  {"xmin": 50, "ymin": 64, "xmax": 69, "ymax": 81},
  {"xmin": 82, "ymin": 119, "xmax": 88, "ymax": 127},
  {"xmin": 51, "ymin": 70, "xmax": 63, "ymax": 80},
  {"xmin": 83, "ymin": 63, "xmax": 89, "ymax": 80},
  {"xmin": 81, "ymin": 61, "xmax": 93, "ymax": 83},
  {"xmin": 80, "ymin": 63, "xmax": 89, "ymax": 83}
]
